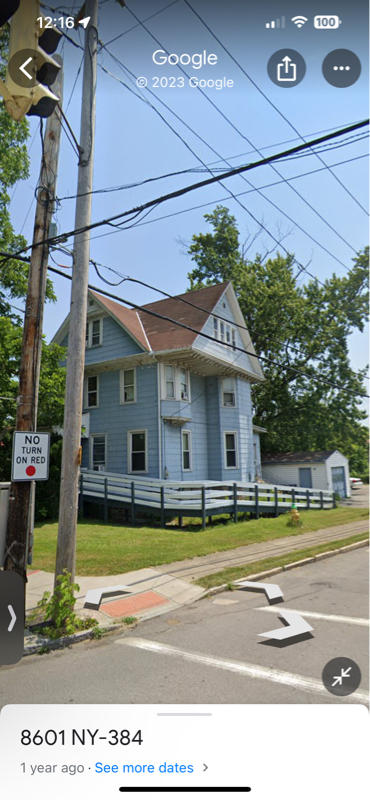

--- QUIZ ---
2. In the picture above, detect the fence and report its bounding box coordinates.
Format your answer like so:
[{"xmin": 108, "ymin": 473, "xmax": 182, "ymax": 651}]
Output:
[{"xmin": 79, "ymin": 470, "xmax": 335, "ymax": 529}]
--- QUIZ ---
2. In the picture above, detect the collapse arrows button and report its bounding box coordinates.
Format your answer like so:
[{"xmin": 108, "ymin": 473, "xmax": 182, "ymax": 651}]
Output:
[
  {"xmin": 258, "ymin": 610, "xmax": 313, "ymax": 641},
  {"xmin": 234, "ymin": 580, "xmax": 283, "ymax": 604}
]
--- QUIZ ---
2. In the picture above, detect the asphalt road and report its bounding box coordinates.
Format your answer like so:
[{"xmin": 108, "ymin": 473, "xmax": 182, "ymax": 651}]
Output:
[{"xmin": 0, "ymin": 549, "xmax": 368, "ymax": 706}]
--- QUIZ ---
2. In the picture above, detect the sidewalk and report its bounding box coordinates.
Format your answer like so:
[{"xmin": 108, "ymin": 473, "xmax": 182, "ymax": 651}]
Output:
[{"xmin": 26, "ymin": 519, "xmax": 368, "ymax": 626}]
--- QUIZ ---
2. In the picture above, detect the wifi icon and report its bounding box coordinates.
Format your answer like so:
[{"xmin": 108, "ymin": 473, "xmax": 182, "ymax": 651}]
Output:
[{"xmin": 292, "ymin": 16, "xmax": 308, "ymax": 28}]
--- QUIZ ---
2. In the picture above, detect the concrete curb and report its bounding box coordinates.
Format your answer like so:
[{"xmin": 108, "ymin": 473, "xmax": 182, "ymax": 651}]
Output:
[
  {"xmin": 201, "ymin": 538, "xmax": 369, "ymax": 599},
  {"xmin": 23, "ymin": 622, "xmax": 131, "ymax": 657}
]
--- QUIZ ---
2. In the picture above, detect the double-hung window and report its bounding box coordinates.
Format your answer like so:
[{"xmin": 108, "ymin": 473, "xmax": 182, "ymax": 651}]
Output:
[
  {"xmin": 182, "ymin": 430, "xmax": 192, "ymax": 471},
  {"xmin": 222, "ymin": 377, "xmax": 236, "ymax": 407},
  {"xmin": 224, "ymin": 431, "xmax": 238, "ymax": 468},
  {"xmin": 90, "ymin": 434, "xmax": 106, "ymax": 471},
  {"xmin": 128, "ymin": 431, "xmax": 147, "ymax": 473},
  {"xmin": 165, "ymin": 365, "xmax": 175, "ymax": 398},
  {"xmin": 121, "ymin": 368, "xmax": 136, "ymax": 403},
  {"xmin": 180, "ymin": 368, "xmax": 189, "ymax": 400},
  {"xmin": 86, "ymin": 375, "xmax": 98, "ymax": 408},
  {"xmin": 86, "ymin": 318, "xmax": 102, "ymax": 348}
]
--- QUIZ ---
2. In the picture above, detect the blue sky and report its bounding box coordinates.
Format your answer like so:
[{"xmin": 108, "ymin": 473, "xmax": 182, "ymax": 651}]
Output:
[{"xmin": 8, "ymin": 0, "xmax": 369, "ymax": 411}]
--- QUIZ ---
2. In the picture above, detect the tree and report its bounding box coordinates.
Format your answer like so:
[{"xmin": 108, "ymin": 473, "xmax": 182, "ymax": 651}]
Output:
[
  {"xmin": 0, "ymin": 26, "xmax": 65, "ymax": 517},
  {"xmin": 186, "ymin": 206, "xmax": 369, "ymax": 473},
  {"xmin": 0, "ymin": 26, "xmax": 55, "ymax": 312}
]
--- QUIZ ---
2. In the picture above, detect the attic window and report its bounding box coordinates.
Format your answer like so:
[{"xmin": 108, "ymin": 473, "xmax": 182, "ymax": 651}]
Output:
[
  {"xmin": 89, "ymin": 298, "xmax": 94, "ymax": 307},
  {"xmin": 86, "ymin": 318, "xmax": 102, "ymax": 348}
]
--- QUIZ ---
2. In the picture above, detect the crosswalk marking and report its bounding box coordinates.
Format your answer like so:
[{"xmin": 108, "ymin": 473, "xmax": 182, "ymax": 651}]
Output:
[{"xmin": 116, "ymin": 637, "xmax": 369, "ymax": 703}]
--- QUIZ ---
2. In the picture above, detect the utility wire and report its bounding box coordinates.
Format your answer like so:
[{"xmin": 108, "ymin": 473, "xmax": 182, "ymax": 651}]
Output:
[
  {"xmin": 101, "ymin": 49, "xmax": 362, "ymax": 271},
  {"xmin": 45, "ymin": 263, "xmax": 369, "ymax": 399},
  {"xmin": 90, "ymin": 259, "xmax": 370, "ymax": 381},
  {"xmin": 57, "ymin": 131, "xmax": 368, "ymax": 202},
  {"xmin": 0, "ymin": 119, "xmax": 368, "ymax": 274},
  {"xmin": 123, "ymin": 4, "xmax": 369, "ymax": 256},
  {"xmin": 182, "ymin": 0, "xmax": 369, "ymax": 217}
]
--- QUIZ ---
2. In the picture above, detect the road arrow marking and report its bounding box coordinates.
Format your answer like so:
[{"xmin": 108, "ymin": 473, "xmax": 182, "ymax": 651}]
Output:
[
  {"xmin": 8, "ymin": 605, "xmax": 16, "ymax": 632},
  {"xmin": 20, "ymin": 57, "xmax": 34, "ymax": 80},
  {"xmin": 78, "ymin": 17, "xmax": 91, "ymax": 28},
  {"xmin": 258, "ymin": 610, "xmax": 313, "ymax": 641},
  {"xmin": 84, "ymin": 584, "xmax": 131, "ymax": 610},
  {"xmin": 332, "ymin": 667, "xmax": 352, "ymax": 687},
  {"xmin": 234, "ymin": 580, "xmax": 283, "ymax": 604}
]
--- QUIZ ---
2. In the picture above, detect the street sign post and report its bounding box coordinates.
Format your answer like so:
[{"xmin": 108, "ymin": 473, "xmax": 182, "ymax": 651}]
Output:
[{"xmin": 11, "ymin": 432, "xmax": 50, "ymax": 482}]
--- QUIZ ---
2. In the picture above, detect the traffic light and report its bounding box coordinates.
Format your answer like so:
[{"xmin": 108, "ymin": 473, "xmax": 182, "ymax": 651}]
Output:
[
  {"xmin": 0, "ymin": 0, "xmax": 62, "ymax": 121},
  {"xmin": 0, "ymin": 0, "xmax": 20, "ymax": 29}
]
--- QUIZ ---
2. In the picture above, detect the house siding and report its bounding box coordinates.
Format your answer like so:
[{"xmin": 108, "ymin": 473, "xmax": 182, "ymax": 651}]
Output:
[
  {"xmin": 82, "ymin": 363, "xmax": 159, "ymax": 476},
  {"xmin": 162, "ymin": 374, "xmax": 208, "ymax": 481},
  {"xmin": 85, "ymin": 314, "xmax": 144, "ymax": 366},
  {"xmin": 195, "ymin": 293, "xmax": 255, "ymax": 374}
]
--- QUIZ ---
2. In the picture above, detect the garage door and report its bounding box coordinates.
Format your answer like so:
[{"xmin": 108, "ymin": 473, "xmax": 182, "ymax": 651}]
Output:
[{"xmin": 331, "ymin": 466, "xmax": 346, "ymax": 498}]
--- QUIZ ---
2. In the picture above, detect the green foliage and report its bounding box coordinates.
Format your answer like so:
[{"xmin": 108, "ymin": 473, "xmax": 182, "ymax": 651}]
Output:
[
  {"xmin": 186, "ymin": 207, "xmax": 369, "ymax": 472},
  {"xmin": 30, "ymin": 569, "xmax": 98, "ymax": 640},
  {"xmin": 34, "ymin": 437, "xmax": 63, "ymax": 520}
]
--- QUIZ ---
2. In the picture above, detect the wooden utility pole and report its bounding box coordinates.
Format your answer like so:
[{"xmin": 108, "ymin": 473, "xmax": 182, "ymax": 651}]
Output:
[
  {"xmin": 55, "ymin": 0, "xmax": 98, "ymax": 584},
  {"xmin": 4, "ymin": 57, "xmax": 64, "ymax": 584}
]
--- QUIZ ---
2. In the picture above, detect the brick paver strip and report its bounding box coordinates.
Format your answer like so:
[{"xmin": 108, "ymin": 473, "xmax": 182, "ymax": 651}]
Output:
[{"xmin": 100, "ymin": 591, "xmax": 169, "ymax": 618}]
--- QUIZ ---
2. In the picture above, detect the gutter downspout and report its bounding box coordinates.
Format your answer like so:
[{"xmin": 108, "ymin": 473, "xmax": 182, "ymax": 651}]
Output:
[{"xmin": 157, "ymin": 362, "xmax": 162, "ymax": 479}]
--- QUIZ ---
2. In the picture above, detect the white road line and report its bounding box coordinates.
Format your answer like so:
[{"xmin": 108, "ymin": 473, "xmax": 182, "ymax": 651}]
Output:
[
  {"xmin": 116, "ymin": 637, "xmax": 369, "ymax": 703},
  {"xmin": 256, "ymin": 607, "xmax": 369, "ymax": 626}
]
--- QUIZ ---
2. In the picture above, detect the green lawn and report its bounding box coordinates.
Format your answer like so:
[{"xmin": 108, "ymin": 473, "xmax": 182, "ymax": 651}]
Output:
[
  {"xmin": 31, "ymin": 506, "xmax": 368, "ymax": 576},
  {"xmin": 195, "ymin": 532, "xmax": 369, "ymax": 589}
]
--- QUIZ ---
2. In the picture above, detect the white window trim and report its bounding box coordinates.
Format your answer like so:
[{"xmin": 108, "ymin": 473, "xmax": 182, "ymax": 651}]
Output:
[
  {"xmin": 86, "ymin": 316, "xmax": 103, "ymax": 349},
  {"xmin": 163, "ymin": 363, "xmax": 176, "ymax": 400},
  {"xmin": 127, "ymin": 429, "xmax": 148, "ymax": 474},
  {"xmin": 212, "ymin": 316, "xmax": 236, "ymax": 349},
  {"xmin": 90, "ymin": 433, "xmax": 107, "ymax": 471},
  {"xmin": 221, "ymin": 377, "xmax": 237, "ymax": 408},
  {"xmin": 120, "ymin": 367, "xmax": 137, "ymax": 404},
  {"xmin": 161, "ymin": 364, "xmax": 191, "ymax": 402},
  {"xmin": 182, "ymin": 429, "xmax": 193, "ymax": 472},
  {"xmin": 179, "ymin": 367, "xmax": 190, "ymax": 402},
  {"xmin": 84, "ymin": 374, "xmax": 99, "ymax": 409},
  {"xmin": 224, "ymin": 430, "xmax": 239, "ymax": 470}
]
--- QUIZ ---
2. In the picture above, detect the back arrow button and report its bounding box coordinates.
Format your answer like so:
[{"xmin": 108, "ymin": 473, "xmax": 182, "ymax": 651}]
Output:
[{"xmin": 19, "ymin": 57, "xmax": 34, "ymax": 80}]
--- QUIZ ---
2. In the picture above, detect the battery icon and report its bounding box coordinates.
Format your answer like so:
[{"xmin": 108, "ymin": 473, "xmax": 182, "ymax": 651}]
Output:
[{"xmin": 314, "ymin": 15, "xmax": 342, "ymax": 28}]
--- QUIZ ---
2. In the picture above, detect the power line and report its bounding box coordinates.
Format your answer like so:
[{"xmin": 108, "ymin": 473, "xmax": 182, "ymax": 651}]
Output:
[
  {"xmin": 103, "ymin": 0, "xmax": 181, "ymax": 48},
  {"xmin": 101, "ymin": 49, "xmax": 363, "ymax": 272},
  {"xmin": 124, "ymin": 3, "xmax": 369, "ymax": 258},
  {"xmin": 44, "ymin": 263, "xmax": 369, "ymax": 399},
  {"xmin": 182, "ymin": 0, "xmax": 369, "ymax": 217},
  {"xmin": 57, "ymin": 131, "xmax": 368, "ymax": 202},
  {"xmin": 99, "ymin": 154, "xmax": 368, "ymax": 236},
  {"xmin": 1, "ymin": 120, "xmax": 368, "ymax": 273}
]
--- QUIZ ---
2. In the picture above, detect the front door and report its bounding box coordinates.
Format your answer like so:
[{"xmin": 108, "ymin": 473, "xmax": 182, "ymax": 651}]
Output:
[
  {"xmin": 331, "ymin": 466, "xmax": 346, "ymax": 498},
  {"xmin": 299, "ymin": 467, "xmax": 312, "ymax": 488}
]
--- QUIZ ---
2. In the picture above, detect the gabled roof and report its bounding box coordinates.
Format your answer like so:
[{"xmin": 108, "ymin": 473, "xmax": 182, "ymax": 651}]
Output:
[
  {"xmin": 261, "ymin": 450, "xmax": 338, "ymax": 465},
  {"xmin": 137, "ymin": 282, "xmax": 228, "ymax": 351},
  {"xmin": 52, "ymin": 281, "xmax": 263, "ymax": 380}
]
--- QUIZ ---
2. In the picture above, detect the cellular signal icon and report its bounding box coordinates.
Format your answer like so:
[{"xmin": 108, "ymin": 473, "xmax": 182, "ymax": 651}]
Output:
[
  {"xmin": 291, "ymin": 16, "xmax": 308, "ymax": 28},
  {"xmin": 266, "ymin": 17, "xmax": 285, "ymax": 29}
]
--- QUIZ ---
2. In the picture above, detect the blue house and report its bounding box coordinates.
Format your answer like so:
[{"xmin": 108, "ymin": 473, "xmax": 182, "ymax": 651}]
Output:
[{"xmin": 53, "ymin": 282, "xmax": 265, "ymax": 482}]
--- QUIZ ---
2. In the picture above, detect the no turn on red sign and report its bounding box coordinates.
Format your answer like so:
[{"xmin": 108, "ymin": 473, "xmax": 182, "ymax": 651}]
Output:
[{"xmin": 11, "ymin": 432, "xmax": 50, "ymax": 482}]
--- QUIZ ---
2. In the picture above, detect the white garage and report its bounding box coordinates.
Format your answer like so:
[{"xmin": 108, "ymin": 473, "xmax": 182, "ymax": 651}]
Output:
[{"xmin": 261, "ymin": 450, "xmax": 351, "ymax": 498}]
